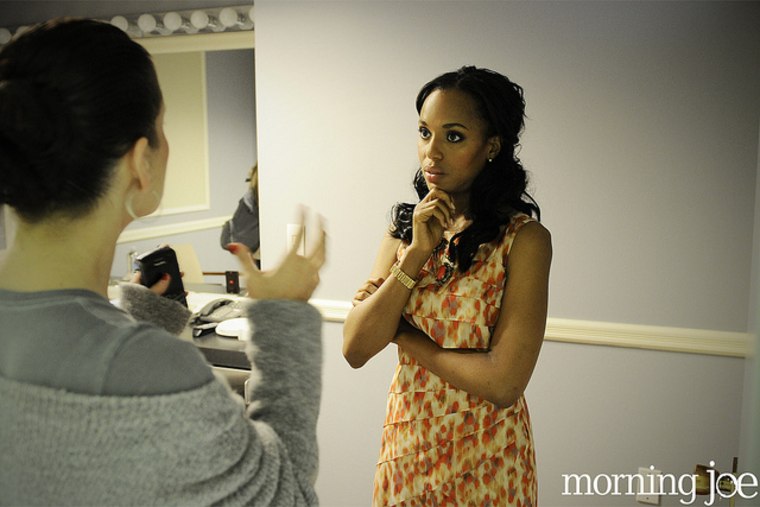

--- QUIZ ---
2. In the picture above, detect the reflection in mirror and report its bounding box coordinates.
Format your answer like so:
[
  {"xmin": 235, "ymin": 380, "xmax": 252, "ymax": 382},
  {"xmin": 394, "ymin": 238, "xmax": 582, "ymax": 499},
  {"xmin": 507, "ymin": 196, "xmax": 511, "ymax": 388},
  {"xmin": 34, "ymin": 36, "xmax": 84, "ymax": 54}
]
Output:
[
  {"xmin": 1, "ymin": 205, "xmax": 17, "ymax": 258},
  {"xmin": 151, "ymin": 50, "xmax": 210, "ymax": 216},
  {"xmin": 112, "ymin": 32, "xmax": 256, "ymax": 287},
  {"xmin": 0, "ymin": 206, "xmax": 8, "ymax": 253}
]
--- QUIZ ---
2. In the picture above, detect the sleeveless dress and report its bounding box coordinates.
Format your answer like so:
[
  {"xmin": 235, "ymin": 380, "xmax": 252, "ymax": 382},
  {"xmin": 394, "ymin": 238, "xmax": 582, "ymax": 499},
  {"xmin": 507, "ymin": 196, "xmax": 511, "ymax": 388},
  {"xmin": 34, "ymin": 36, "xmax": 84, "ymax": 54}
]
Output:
[{"xmin": 373, "ymin": 213, "xmax": 538, "ymax": 506}]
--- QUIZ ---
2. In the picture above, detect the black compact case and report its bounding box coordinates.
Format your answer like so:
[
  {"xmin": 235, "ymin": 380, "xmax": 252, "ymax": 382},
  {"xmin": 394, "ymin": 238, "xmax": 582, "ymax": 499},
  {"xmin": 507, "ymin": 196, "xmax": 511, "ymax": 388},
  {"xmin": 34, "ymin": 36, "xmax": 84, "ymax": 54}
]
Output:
[{"xmin": 135, "ymin": 246, "xmax": 187, "ymax": 307}]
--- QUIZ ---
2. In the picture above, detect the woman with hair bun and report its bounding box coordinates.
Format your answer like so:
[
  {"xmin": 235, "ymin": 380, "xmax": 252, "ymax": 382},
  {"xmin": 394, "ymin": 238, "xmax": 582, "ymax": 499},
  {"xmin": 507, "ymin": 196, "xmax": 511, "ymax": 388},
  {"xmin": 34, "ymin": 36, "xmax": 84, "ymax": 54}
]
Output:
[
  {"xmin": 343, "ymin": 66, "xmax": 552, "ymax": 505},
  {"xmin": 0, "ymin": 18, "xmax": 325, "ymax": 505}
]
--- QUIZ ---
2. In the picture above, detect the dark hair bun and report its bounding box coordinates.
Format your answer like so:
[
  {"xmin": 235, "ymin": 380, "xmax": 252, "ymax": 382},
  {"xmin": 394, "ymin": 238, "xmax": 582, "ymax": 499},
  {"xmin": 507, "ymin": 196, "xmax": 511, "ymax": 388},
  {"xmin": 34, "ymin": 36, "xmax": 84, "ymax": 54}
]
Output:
[
  {"xmin": 0, "ymin": 77, "xmax": 77, "ymax": 215},
  {"xmin": 0, "ymin": 19, "xmax": 162, "ymax": 221}
]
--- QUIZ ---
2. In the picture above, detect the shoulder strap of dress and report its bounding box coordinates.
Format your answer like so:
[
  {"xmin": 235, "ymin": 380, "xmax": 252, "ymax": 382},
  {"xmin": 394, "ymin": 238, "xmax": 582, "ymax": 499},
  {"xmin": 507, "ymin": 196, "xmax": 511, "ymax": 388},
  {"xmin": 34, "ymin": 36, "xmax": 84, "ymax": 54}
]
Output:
[{"xmin": 501, "ymin": 213, "xmax": 536, "ymax": 264}]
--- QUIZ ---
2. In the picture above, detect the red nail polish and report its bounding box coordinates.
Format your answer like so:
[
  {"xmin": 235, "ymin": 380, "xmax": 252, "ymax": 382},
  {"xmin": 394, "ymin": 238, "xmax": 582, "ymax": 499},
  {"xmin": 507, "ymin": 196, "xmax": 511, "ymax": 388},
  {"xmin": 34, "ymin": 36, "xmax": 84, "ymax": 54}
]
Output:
[
  {"xmin": 161, "ymin": 273, "xmax": 170, "ymax": 281},
  {"xmin": 227, "ymin": 244, "xmax": 239, "ymax": 254}
]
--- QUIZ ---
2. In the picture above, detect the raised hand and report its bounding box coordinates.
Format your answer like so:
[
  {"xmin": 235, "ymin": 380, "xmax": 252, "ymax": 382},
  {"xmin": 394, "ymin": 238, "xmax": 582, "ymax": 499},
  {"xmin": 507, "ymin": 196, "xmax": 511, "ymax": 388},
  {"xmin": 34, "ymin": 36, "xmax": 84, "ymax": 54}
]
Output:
[{"xmin": 228, "ymin": 210, "xmax": 327, "ymax": 301}]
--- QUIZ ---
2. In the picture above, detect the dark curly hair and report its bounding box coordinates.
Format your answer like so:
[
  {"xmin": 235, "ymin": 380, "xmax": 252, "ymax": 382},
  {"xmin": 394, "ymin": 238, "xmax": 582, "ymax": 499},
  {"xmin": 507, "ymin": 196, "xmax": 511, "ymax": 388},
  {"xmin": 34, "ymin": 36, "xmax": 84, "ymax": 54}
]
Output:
[
  {"xmin": 0, "ymin": 18, "xmax": 162, "ymax": 222},
  {"xmin": 390, "ymin": 66, "xmax": 540, "ymax": 272}
]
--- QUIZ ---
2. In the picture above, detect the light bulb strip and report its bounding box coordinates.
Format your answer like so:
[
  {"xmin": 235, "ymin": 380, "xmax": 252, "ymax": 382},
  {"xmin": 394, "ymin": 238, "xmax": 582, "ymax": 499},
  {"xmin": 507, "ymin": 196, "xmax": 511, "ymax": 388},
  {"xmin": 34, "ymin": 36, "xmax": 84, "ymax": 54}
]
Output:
[{"xmin": 0, "ymin": 4, "xmax": 254, "ymax": 45}]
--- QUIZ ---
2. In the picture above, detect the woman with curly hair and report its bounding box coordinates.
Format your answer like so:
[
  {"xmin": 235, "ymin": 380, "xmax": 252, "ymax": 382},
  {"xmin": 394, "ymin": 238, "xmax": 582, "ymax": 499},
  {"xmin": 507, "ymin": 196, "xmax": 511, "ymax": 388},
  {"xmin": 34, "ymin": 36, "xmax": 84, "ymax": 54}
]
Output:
[{"xmin": 344, "ymin": 66, "xmax": 552, "ymax": 506}]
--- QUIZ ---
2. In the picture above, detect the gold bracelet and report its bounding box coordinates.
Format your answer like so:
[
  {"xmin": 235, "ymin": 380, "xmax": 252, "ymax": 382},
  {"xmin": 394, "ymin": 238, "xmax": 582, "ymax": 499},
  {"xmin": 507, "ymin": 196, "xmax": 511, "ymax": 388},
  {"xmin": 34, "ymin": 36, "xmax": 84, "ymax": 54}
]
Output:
[{"xmin": 390, "ymin": 263, "xmax": 417, "ymax": 290}]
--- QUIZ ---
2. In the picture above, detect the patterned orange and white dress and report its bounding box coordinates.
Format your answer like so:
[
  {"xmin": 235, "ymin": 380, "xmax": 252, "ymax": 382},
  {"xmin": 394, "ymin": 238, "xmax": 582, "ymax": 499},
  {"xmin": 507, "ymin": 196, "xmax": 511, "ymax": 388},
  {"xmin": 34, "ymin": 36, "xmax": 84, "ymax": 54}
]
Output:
[{"xmin": 373, "ymin": 213, "xmax": 538, "ymax": 506}]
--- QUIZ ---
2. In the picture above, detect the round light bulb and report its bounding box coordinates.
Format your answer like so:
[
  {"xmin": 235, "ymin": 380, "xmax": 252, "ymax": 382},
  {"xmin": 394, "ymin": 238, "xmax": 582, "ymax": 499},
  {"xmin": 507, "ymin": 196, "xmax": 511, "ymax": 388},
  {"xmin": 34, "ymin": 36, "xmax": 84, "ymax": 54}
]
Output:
[
  {"xmin": 0, "ymin": 28, "xmax": 12, "ymax": 45},
  {"xmin": 110, "ymin": 16, "xmax": 129, "ymax": 32},
  {"xmin": 137, "ymin": 14, "xmax": 158, "ymax": 33},
  {"xmin": 219, "ymin": 8, "xmax": 241, "ymax": 28},
  {"xmin": 163, "ymin": 12, "xmax": 197, "ymax": 34},
  {"xmin": 163, "ymin": 12, "xmax": 182, "ymax": 32},
  {"xmin": 190, "ymin": 11, "xmax": 210, "ymax": 29}
]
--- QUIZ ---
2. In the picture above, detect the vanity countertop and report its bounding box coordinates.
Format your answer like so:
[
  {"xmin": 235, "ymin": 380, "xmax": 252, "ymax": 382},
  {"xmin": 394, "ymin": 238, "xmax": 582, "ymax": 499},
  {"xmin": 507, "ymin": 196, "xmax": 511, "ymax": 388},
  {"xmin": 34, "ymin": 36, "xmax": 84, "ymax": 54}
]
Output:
[{"xmin": 193, "ymin": 332, "xmax": 249, "ymax": 370}]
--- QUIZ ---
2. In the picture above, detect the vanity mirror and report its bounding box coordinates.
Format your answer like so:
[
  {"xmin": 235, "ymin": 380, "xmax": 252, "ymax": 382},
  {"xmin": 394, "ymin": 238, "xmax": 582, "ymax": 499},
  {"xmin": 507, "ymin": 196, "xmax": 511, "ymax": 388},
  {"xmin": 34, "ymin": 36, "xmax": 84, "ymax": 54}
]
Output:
[
  {"xmin": 0, "ymin": 5, "xmax": 257, "ymax": 276},
  {"xmin": 113, "ymin": 16, "xmax": 257, "ymax": 280},
  {"xmin": 134, "ymin": 30, "xmax": 255, "ymax": 218}
]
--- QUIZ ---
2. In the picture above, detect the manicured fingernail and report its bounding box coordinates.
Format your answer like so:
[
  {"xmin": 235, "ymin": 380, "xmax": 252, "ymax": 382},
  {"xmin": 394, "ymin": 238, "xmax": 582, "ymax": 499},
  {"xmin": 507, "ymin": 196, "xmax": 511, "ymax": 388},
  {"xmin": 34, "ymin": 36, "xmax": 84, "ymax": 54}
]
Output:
[
  {"xmin": 161, "ymin": 273, "xmax": 170, "ymax": 281},
  {"xmin": 227, "ymin": 244, "xmax": 239, "ymax": 254}
]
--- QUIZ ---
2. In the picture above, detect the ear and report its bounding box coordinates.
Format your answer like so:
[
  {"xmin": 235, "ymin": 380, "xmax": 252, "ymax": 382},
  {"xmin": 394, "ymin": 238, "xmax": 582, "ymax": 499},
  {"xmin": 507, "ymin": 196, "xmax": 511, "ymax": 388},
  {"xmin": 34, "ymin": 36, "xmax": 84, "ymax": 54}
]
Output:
[
  {"xmin": 487, "ymin": 136, "xmax": 502, "ymax": 160},
  {"xmin": 125, "ymin": 136, "xmax": 152, "ymax": 190}
]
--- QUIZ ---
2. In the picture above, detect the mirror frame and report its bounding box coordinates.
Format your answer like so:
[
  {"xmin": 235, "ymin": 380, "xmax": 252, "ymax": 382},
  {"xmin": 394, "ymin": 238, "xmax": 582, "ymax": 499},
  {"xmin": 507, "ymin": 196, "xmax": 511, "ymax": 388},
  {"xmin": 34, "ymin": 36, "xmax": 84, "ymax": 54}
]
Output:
[{"xmin": 137, "ymin": 30, "xmax": 254, "ymax": 54}]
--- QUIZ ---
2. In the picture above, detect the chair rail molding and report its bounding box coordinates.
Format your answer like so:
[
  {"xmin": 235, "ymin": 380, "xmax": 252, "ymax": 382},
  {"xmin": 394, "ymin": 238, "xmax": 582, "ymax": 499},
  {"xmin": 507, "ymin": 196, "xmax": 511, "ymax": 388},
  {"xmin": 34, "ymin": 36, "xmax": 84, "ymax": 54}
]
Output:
[
  {"xmin": 307, "ymin": 299, "xmax": 753, "ymax": 358},
  {"xmin": 117, "ymin": 216, "xmax": 229, "ymax": 244}
]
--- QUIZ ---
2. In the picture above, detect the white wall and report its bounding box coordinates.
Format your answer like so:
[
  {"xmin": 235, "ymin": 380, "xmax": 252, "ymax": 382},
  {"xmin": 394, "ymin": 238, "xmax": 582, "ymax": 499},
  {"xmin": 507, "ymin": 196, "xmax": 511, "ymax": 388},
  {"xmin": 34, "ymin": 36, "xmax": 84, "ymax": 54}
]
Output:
[
  {"xmin": 256, "ymin": 1, "xmax": 759, "ymax": 333},
  {"xmin": 254, "ymin": 1, "xmax": 760, "ymax": 505},
  {"xmin": 740, "ymin": 123, "xmax": 760, "ymax": 492}
]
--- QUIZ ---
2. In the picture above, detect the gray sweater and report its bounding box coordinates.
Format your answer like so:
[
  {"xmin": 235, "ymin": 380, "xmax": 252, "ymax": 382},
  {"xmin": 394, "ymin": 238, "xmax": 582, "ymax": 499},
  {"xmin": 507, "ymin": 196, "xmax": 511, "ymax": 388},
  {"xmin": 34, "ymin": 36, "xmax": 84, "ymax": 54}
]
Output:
[{"xmin": 0, "ymin": 287, "xmax": 322, "ymax": 506}]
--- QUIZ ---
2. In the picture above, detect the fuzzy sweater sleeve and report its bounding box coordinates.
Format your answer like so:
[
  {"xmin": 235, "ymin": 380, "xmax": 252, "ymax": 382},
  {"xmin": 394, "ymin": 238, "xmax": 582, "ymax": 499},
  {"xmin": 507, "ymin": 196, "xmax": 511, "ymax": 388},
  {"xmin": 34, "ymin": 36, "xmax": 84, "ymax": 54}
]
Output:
[
  {"xmin": 118, "ymin": 282, "xmax": 191, "ymax": 335},
  {"xmin": 245, "ymin": 300, "xmax": 323, "ymax": 500}
]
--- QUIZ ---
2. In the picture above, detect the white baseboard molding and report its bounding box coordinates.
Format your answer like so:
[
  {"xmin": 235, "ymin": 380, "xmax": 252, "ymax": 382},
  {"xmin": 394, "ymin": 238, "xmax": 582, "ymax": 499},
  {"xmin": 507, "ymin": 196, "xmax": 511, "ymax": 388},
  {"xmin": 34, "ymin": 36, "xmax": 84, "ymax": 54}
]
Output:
[
  {"xmin": 117, "ymin": 216, "xmax": 230, "ymax": 244},
  {"xmin": 308, "ymin": 299, "xmax": 753, "ymax": 358}
]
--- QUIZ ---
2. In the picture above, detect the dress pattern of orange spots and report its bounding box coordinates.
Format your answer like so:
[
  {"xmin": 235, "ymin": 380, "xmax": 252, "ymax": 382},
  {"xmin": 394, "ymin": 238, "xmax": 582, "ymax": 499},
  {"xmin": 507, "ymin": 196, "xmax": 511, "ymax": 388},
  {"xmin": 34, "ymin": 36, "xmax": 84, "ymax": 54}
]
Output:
[{"xmin": 373, "ymin": 213, "xmax": 537, "ymax": 506}]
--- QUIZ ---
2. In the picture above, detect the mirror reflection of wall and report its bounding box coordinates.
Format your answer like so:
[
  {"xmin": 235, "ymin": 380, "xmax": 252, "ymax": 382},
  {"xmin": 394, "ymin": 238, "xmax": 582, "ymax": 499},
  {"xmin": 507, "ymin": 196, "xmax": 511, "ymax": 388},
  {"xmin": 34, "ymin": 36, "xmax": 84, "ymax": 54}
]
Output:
[
  {"xmin": 0, "ymin": 205, "xmax": 17, "ymax": 256},
  {"xmin": 151, "ymin": 50, "xmax": 210, "ymax": 216},
  {"xmin": 112, "ymin": 47, "xmax": 256, "ymax": 281},
  {"xmin": 0, "ymin": 207, "xmax": 6, "ymax": 252}
]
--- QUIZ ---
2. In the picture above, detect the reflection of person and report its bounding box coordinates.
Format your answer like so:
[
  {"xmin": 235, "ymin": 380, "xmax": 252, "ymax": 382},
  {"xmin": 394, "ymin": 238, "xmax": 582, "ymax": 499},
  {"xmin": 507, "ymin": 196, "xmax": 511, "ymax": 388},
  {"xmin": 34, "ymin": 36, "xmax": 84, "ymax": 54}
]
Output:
[
  {"xmin": 0, "ymin": 19, "xmax": 326, "ymax": 505},
  {"xmin": 221, "ymin": 164, "xmax": 261, "ymax": 263},
  {"xmin": 343, "ymin": 66, "xmax": 552, "ymax": 505}
]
